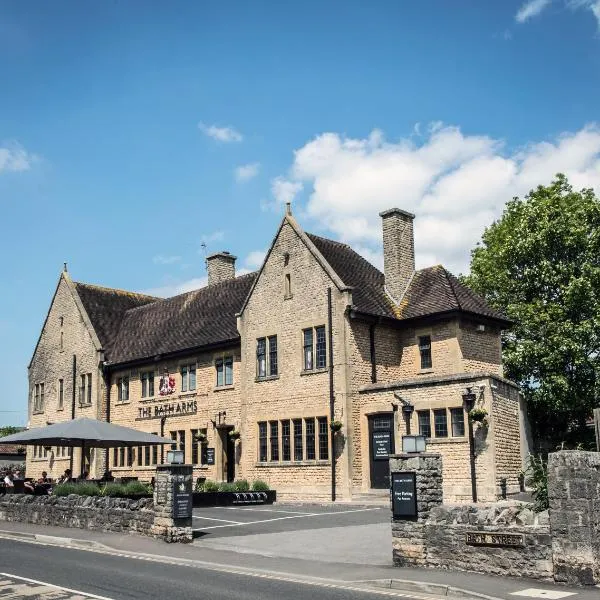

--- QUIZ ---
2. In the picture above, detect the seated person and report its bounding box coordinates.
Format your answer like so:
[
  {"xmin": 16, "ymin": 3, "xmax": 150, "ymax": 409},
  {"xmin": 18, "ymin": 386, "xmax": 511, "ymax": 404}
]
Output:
[{"xmin": 58, "ymin": 468, "xmax": 72, "ymax": 484}]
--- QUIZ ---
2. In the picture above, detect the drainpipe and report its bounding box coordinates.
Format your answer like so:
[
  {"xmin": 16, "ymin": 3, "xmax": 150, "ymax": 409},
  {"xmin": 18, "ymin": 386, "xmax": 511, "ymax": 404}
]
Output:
[
  {"xmin": 463, "ymin": 393, "xmax": 478, "ymax": 503},
  {"xmin": 327, "ymin": 288, "xmax": 336, "ymax": 502},
  {"xmin": 69, "ymin": 354, "xmax": 76, "ymax": 473},
  {"xmin": 369, "ymin": 324, "xmax": 377, "ymax": 384},
  {"xmin": 103, "ymin": 364, "xmax": 111, "ymax": 477}
]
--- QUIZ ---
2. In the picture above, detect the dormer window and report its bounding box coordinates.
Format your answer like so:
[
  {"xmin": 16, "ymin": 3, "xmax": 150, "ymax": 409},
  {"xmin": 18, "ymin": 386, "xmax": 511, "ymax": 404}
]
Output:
[{"xmin": 418, "ymin": 335, "xmax": 432, "ymax": 370}]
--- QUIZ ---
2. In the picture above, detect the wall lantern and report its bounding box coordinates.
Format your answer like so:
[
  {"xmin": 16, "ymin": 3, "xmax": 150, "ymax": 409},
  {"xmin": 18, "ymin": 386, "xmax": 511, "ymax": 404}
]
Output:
[
  {"xmin": 166, "ymin": 449, "xmax": 184, "ymax": 464},
  {"xmin": 401, "ymin": 404, "xmax": 415, "ymax": 416},
  {"xmin": 402, "ymin": 434, "xmax": 426, "ymax": 454}
]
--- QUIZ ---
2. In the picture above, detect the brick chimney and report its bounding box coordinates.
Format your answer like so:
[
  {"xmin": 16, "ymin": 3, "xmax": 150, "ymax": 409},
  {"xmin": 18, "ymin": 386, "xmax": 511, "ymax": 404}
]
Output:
[
  {"xmin": 206, "ymin": 251, "xmax": 236, "ymax": 286},
  {"xmin": 379, "ymin": 208, "xmax": 415, "ymax": 303}
]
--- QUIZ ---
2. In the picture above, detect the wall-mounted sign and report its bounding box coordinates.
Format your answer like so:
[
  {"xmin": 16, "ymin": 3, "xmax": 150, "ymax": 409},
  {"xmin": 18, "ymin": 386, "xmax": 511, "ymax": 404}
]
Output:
[
  {"xmin": 137, "ymin": 400, "xmax": 197, "ymax": 420},
  {"xmin": 372, "ymin": 431, "xmax": 392, "ymax": 460},
  {"xmin": 172, "ymin": 474, "xmax": 193, "ymax": 519},
  {"xmin": 206, "ymin": 448, "xmax": 215, "ymax": 465},
  {"xmin": 391, "ymin": 471, "xmax": 417, "ymax": 519},
  {"xmin": 465, "ymin": 532, "xmax": 524, "ymax": 547}
]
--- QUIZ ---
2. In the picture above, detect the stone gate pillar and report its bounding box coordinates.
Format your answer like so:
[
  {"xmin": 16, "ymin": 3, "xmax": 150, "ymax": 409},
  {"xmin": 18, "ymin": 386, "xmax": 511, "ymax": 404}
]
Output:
[
  {"xmin": 389, "ymin": 452, "xmax": 443, "ymax": 566},
  {"xmin": 548, "ymin": 450, "xmax": 600, "ymax": 585},
  {"xmin": 152, "ymin": 464, "xmax": 193, "ymax": 543}
]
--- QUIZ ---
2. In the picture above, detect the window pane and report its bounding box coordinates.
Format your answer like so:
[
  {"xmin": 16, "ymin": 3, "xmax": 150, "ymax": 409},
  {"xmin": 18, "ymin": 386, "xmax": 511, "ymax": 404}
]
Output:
[
  {"xmin": 293, "ymin": 419, "xmax": 303, "ymax": 461},
  {"xmin": 419, "ymin": 335, "xmax": 432, "ymax": 370},
  {"xmin": 315, "ymin": 326, "xmax": 326, "ymax": 369},
  {"xmin": 305, "ymin": 418, "xmax": 315, "ymax": 460},
  {"xmin": 451, "ymin": 408, "xmax": 465, "ymax": 437},
  {"xmin": 303, "ymin": 329, "xmax": 313, "ymax": 370},
  {"xmin": 434, "ymin": 409, "xmax": 448, "ymax": 438},
  {"xmin": 269, "ymin": 421, "xmax": 279, "ymax": 461},
  {"xmin": 151, "ymin": 444, "xmax": 158, "ymax": 466},
  {"xmin": 191, "ymin": 430, "xmax": 199, "ymax": 464},
  {"xmin": 258, "ymin": 422, "xmax": 268, "ymax": 462},
  {"xmin": 144, "ymin": 445, "xmax": 150, "ymax": 466},
  {"xmin": 282, "ymin": 420, "xmax": 291, "ymax": 461},
  {"xmin": 318, "ymin": 417, "xmax": 329, "ymax": 460},
  {"xmin": 141, "ymin": 374, "xmax": 147, "ymax": 398},
  {"xmin": 179, "ymin": 430, "xmax": 186, "ymax": 462},
  {"xmin": 418, "ymin": 411, "xmax": 431, "ymax": 438},
  {"xmin": 87, "ymin": 374, "xmax": 92, "ymax": 403},
  {"xmin": 216, "ymin": 359, "xmax": 224, "ymax": 387},
  {"xmin": 149, "ymin": 372, "xmax": 154, "ymax": 397},
  {"xmin": 189, "ymin": 366, "xmax": 196, "ymax": 391},
  {"xmin": 257, "ymin": 338, "xmax": 266, "ymax": 378},
  {"xmin": 137, "ymin": 446, "xmax": 142, "ymax": 466},
  {"xmin": 268, "ymin": 336, "xmax": 278, "ymax": 376},
  {"xmin": 181, "ymin": 366, "xmax": 188, "ymax": 392},
  {"xmin": 225, "ymin": 357, "xmax": 233, "ymax": 385}
]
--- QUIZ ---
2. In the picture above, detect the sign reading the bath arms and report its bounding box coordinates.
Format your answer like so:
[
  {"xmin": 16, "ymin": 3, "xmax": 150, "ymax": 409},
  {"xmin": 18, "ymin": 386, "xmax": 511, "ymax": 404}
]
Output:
[
  {"xmin": 465, "ymin": 531, "xmax": 524, "ymax": 547},
  {"xmin": 137, "ymin": 400, "xmax": 198, "ymax": 420}
]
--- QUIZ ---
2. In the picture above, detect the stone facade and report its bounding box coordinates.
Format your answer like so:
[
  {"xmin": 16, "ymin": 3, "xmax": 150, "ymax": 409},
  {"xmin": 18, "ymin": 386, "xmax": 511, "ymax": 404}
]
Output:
[{"xmin": 26, "ymin": 207, "xmax": 528, "ymax": 502}]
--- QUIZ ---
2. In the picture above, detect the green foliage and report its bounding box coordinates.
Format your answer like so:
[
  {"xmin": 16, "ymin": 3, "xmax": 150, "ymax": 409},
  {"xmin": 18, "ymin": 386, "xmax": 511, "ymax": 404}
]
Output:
[
  {"xmin": 468, "ymin": 408, "xmax": 488, "ymax": 423},
  {"xmin": 122, "ymin": 481, "xmax": 152, "ymax": 496},
  {"xmin": 463, "ymin": 175, "xmax": 600, "ymax": 447},
  {"xmin": 234, "ymin": 479, "xmax": 250, "ymax": 492},
  {"xmin": 251, "ymin": 479, "xmax": 270, "ymax": 492},
  {"xmin": 527, "ymin": 454, "xmax": 549, "ymax": 512},
  {"xmin": 202, "ymin": 479, "xmax": 220, "ymax": 492},
  {"xmin": 0, "ymin": 426, "xmax": 21, "ymax": 438},
  {"xmin": 195, "ymin": 478, "xmax": 206, "ymax": 492},
  {"xmin": 53, "ymin": 482, "xmax": 101, "ymax": 497},
  {"xmin": 217, "ymin": 482, "xmax": 237, "ymax": 492}
]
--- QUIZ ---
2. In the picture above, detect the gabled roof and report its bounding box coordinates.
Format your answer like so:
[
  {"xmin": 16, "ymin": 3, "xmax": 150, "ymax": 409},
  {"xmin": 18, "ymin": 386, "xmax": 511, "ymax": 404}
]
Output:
[
  {"xmin": 306, "ymin": 233, "xmax": 509, "ymax": 325},
  {"xmin": 74, "ymin": 283, "xmax": 158, "ymax": 356},
  {"xmin": 107, "ymin": 272, "xmax": 257, "ymax": 365}
]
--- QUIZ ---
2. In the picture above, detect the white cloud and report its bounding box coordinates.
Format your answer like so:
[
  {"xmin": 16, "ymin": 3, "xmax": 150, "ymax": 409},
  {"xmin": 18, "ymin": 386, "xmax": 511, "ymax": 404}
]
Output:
[
  {"xmin": 244, "ymin": 250, "xmax": 266, "ymax": 270},
  {"xmin": 198, "ymin": 230, "xmax": 225, "ymax": 254},
  {"xmin": 153, "ymin": 255, "xmax": 181, "ymax": 265},
  {"xmin": 273, "ymin": 123, "xmax": 600, "ymax": 275},
  {"xmin": 271, "ymin": 176, "xmax": 303, "ymax": 205},
  {"xmin": 141, "ymin": 276, "xmax": 207, "ymax": 298},
  {"xmin": 235, "ymin": 162, "xmax": 260, "ymax": 182},
  {"xmin": 0, "ymin": 142, "xmax": 36, "ymax": 173},
  {"xmin": 516, "ymin": 0, "xmax": 552, "ymax": 22},
  {"xmin": 567, "ymin": 0, "xmax": 600, "ymax": 27},
  {"xmin": 198, "ymin": 122, "xmax": 243, "ymax": 143}
]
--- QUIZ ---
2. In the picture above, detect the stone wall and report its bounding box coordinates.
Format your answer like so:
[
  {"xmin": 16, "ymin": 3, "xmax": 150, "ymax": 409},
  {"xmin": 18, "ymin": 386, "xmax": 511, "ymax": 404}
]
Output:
[{"xmin": 0, "ymin": 494, "xmax": 154, "ymax": 536}]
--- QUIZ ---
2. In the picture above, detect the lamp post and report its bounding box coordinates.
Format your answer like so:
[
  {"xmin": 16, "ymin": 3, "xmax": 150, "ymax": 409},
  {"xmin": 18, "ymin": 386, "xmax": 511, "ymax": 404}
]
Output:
[{"xmin": 463, "ymin": 392, "xmax": 478, "ymax": 503}]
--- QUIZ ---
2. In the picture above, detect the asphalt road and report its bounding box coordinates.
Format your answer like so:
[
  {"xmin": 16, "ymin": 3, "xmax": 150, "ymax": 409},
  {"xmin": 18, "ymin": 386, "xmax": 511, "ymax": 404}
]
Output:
[{"xmin": 0, "ymin": 538, "xmax": 421, "ymax": 600}]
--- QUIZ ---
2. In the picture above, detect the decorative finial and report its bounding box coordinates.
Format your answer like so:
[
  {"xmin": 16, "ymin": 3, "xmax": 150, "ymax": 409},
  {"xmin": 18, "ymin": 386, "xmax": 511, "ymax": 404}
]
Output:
[{"xmin": 63, "ymin": 262, "xmax": 68, "ymax": 273}]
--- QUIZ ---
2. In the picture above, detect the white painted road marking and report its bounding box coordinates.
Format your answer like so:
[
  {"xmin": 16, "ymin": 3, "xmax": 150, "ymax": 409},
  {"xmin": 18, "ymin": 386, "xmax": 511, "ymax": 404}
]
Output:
[
  {"xmin": 193, "ymin": 507, "xmax": 383, "ymax": 530},
  {"xmin": 511, "ymin": 589, "xmax": 577, "ymax": 599},
  {"xmin": 191, "ymin": 516, "xmax": 243, "ymax": 524},
  {"xmin": 0, "ymin": 574, "xmax": 114, "ymax": 600},
  {"xmin": 221, "ymin": 507, "xmax": 314, "ymax": 515}
]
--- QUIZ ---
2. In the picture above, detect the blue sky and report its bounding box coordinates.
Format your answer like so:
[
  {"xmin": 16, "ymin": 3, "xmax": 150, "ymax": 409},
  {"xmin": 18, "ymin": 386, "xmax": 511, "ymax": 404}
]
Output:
[{"xmin": 1, "ymin": 0, "xmax": 599, "ymax": 425}]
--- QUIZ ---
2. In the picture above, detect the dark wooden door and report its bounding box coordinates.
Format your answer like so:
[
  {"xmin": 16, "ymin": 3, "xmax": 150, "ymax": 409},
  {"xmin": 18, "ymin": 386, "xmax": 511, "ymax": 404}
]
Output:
[
  {"xmin": 224, "ymin": 429, "xmax": 235, "ymax": 483},
  {"xmin": 369, "ymin": 413, "xmax": 395, "ymax": 489}
]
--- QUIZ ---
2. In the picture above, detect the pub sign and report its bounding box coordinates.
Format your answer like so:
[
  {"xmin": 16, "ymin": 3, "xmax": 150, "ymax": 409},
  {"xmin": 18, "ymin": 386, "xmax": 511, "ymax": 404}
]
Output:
[
  {"xmin": 172, "ymin": 474, "xmax": 193, "ymax": 519},
  {"xmin": 206, "ymin": 447, "xmax": 215, "ymax": 465},
  {"xmin": 391, "ymin": 471, "xmax": 417, "ymax": 519},
  {"xmin": 372, "ymin": 430, "xmax": 392, "ymax": 460}
]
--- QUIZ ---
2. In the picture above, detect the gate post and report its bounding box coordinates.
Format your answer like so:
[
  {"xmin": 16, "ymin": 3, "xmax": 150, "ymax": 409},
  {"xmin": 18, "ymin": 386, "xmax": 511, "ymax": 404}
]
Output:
[{"xmin": 152, "ymin": 464, "xmax": 193, "ymax": 543}]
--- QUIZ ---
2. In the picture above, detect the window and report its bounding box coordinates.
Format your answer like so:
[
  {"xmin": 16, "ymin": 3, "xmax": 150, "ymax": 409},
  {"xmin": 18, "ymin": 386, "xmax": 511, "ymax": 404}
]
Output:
[
  {"xmin": 293, "ymin": 419, "xmax": 303, "ymax": 461},
  {"xmin": 418, "ymin": 410, "xmax": 431, "ymax": 438},
  {"xmin": 258, "ymin": 422, "xmax": 268, "ymax": 462},
  {"xmin": 434, "ymin": 409, "xmax": 448, "ymax": 438},
  {"xmin": 191, "ymin": 428, "xmax": 208, "ymax": 465},
  {"xmin": 87, "ymin": 373, "xmax": 92, "ymax": 404},
  {"xmin": 303, "ymin": 326, "xmax": 327, "ymax": 371},
  {"xmin": 216, "ymin": 356, "xmax": 234, "ymax": 387},
  {"xmin": 79, "ymin": 373, "xmax": 92, "ymax": 405},
  {"xmin": 318, "ymin": 417, "xmax": 329, "ymax": 460},
  {"xmin": 60, "ymin": 331, "xmax": 64, "ymax": 351},
  {"xmin": 282, "ymin": 420, "xmax": 291, "ymax": 461},
  {"xmin": 137, "ymin": 446, "xmax": 142, "ymax": 466},
  {"xmin": 418, "ymin": 335, "xmax": 432, "ymax": 370},
  {"xmin": 451, "ymin": 408, "xmax": 465, "ymax": 437},
  {"xmin": 33, "ymin": 383, "xmax": 45, "ymax": 412},
  {"xmin": 127, "ymin": 447, "xmax": 133, "ymax": 467},
  {"xmin": 58, "ymin": 379, "xmax": 64, "ymax": 410},
  {"xmin": 170, "ymin": 430, "xmax": 186, "ymax": 462},
  {"xmin": 141, "ymin": 371, "xmax": 155, "ymax": 398},
  {"xmin": 144, "ymin": 445, "xmax": 151, "ymax": 466},
  {"xmin": 269, "ymin": 421, "xmax": 279, "ymax": 461},
  {"xmin": 113, "ymin": 446, "xmax": 126, "ymax": 468},
  {"xmin": 257, "ymin": 336, "xmax": 278, "ymax": 379},
  {"xmin": 268, "ymin": 336, "xmax": 278, "ymax": 376},
  {"xmin": 151, "ymin": 434, "xmax": 158, "ymax": 466},
  {"xmin": 117, "ymin": 376, "xmax": 129, "ymax": 402},
  {"xmin": 305, "ymin": 418, "xmax": 316, "ymax": 460},
  {"xmin": 181, "ymin": 364, "xmax": 196, "ymax": 392},
  {"xmin": 285, "ymin": 273, "xmax": 292, "ymax": 298}
]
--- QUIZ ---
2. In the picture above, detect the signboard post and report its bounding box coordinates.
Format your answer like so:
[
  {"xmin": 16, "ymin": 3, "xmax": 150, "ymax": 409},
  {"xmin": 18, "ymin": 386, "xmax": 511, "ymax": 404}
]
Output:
[
  {"xmin": 206, "ymin": 447, "xmax": 215, "ymax": 465},
  {"xmin": 594, "ymin": 408, "xmax": 600, "ymax": 452},
  {"xmin": 372, "ymin": 431, "xmax": 392, "ymax": 460},
  {"xmin": 391, "ymin": 471, "xmax": 417, "ymax": 519},
  {"xmin": 172, "ymin": 474, "xmax": 193, "ymax": 519}
]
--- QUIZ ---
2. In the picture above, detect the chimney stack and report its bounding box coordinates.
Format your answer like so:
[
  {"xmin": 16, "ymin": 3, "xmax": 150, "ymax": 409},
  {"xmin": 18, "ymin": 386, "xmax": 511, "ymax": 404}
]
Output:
[
  {"xmin": 206, "ymin": 251, "xmax": 236, "ymax": 286},
  {"xmin": 379, "ymin": 208, "xmax": 415, "ymax": 303}
]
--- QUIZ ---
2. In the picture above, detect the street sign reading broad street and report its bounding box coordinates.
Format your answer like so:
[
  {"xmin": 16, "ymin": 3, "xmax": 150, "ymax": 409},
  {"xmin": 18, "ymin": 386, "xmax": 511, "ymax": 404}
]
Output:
[{"xmin": 391, "ymin": 471, "xmax": 417, "ymax": 519}]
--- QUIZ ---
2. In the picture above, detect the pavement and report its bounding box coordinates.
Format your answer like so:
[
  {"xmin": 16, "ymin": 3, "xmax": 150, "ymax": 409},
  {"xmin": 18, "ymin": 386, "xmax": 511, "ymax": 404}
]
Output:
[{"xmin": 0, "ymin": 502, "xmax": 597, "ymax": 600}]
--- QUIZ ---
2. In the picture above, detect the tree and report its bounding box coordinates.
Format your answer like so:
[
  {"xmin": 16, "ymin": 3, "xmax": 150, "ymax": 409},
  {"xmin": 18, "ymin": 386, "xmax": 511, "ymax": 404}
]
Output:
[
  {"xmin": 464, "ymin": 175, "xmax": 600, "ymax": 448},
  {"xmin": 0, "ymin": 426, "xmax": 21, "ymax": 438}
]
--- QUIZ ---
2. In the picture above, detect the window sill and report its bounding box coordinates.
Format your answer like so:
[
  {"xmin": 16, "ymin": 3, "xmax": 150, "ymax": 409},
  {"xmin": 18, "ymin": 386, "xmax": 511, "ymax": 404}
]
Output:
[
  {"xmin": 255, "ymin": 460, "xmax": 331, "ymax": 468},
  {"xmin": 179, "ymin": 391, "xmax": 196, "ymax": 398},
  {"xmin": 78, "ymin": 403, "xmax": 92, "ymax": 408},
  {"xmin": 115, "ymin": 400, "xmax": 131, "ymax": 405},
  {"xmin": 31, "ymin": 457, "xmax": 49, "ymax": 462},
  {"xmin": 32, "ymin": 411, "xmax": 45, "ymax": 415},
  {"xmin": 214, "ymin": 385, "xmax": 235, "ymax": 392},
  {"xmin": 140, "ymin": 396, "xmax": 156, "ymax": 402},
  {"xmin": 425, "ymin": 436, "xmax": 467, "ymax": 444},
  {"xmin": 57, "ymin": 407, "xmax": 64, "ymax": 411},
  {"xmin": 300, "ymin": 368, "xmax": 328, "ymax": 376},
  {"xmin": 284, "ymin": 294, "xmax": 293, "ymax": 300},
  {"xmin": 255, "ymin": 375, "xmax": 280, "ymax": 383},
  {"xmin": 419, "ymin": 369, "xmax": 434, "ymax": 375}
]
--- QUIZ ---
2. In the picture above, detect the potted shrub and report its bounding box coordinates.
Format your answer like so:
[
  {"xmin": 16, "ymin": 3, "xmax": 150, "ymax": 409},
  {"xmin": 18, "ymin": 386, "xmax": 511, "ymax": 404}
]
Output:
[
  {"xmin": 228, "ymin": 430, "xmax": 241, "ymax": 440},
  {"xmin": 468, "ymin": 407, "xmax": 488, "ymax": 424},
  {"xmin": 330, "ymin": 420, "xmax": 343, "ymax": 433},
  {"xmin": 193, "ymin": 432, "xmax": 207, "ymax": 443}
]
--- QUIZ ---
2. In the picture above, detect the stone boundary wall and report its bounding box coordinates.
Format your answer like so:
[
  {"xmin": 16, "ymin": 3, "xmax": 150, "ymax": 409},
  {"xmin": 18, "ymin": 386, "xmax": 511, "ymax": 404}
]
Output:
[{"xmin": 0, "ymin": 494, "xmax": 154, "ymax": 536}]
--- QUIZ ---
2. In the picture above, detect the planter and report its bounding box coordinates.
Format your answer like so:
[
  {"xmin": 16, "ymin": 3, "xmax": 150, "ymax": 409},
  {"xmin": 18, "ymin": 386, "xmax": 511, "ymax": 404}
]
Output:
[
  {"xmin": 228, "ymin": 430, "xmax": 241, "ymax": 440},
  {"xmin": 468, "ymin": 408, "xmax": 488, "ymax": 423},
  {"xmin": 330, "ymin": 420, "xmax": 343, "ymax": 433},
  {"xmin": 192, "ymin": 489, "xmax": 276, "ymax": 507}
]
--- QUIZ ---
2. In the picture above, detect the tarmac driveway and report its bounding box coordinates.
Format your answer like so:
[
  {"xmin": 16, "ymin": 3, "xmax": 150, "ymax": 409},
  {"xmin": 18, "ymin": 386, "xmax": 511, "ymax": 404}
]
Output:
[{"xmin": 192, "ymin": 503, "xmax": 392, "ymax": 565}]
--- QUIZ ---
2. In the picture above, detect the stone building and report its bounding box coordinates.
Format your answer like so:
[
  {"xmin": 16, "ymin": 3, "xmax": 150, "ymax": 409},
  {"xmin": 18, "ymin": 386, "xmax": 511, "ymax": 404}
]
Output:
[{"xmin": 26, "ymin": 206, "xmax": 529, "ymax": 501}]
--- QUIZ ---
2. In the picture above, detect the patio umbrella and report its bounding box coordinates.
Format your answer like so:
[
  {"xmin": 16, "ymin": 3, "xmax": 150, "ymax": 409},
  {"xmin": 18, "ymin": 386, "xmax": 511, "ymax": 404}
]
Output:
[{"xmin": 0, "ymin": 418, "xmax": 174, "ymax": 477}]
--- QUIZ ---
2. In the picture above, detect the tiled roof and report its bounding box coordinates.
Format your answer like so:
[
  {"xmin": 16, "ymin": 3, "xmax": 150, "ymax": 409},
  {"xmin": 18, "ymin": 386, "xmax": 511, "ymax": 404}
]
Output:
[
  {"xmin": 307, "ymin": 233, "xmax": 508, "ymax": 324},
  {"xmin": 74, "ymin": 283, "xmax": 158, "ymax": 355},
  {"xmin": 107, "ymin": 272, "xmax": 257, "ymax": 364},
  {"xmin": 0, "ymin": 443, "xmax": 25, "ymax": 455}
]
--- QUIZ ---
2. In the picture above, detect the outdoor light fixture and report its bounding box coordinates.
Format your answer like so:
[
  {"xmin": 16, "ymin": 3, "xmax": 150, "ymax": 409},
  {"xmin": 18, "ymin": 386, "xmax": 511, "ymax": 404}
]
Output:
[
  {"xmin": 402, "ymin": 434, "xmax": 426, "ymax": 454},
  {"xmin": 401, "ymin": 403, "xmax": 415, "ymax": 415},
  {"xmin": 166, "ymin": 449, "xmax": 184, "ymax": 464}
]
